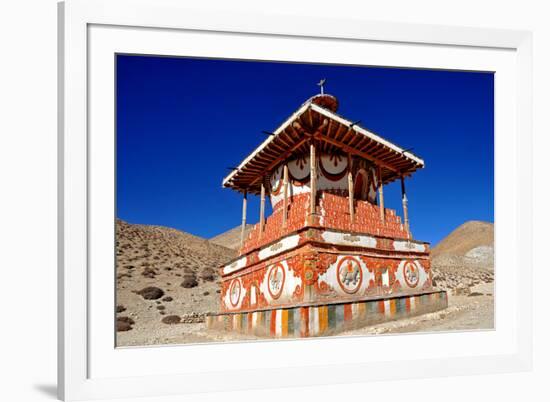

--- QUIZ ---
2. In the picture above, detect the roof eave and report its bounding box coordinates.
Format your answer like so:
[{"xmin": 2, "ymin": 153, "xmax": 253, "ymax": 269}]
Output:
[
  {"xmin": 309, "ymin": 103, "xmax": 425, "ymax": 167},
  {"xmin": 222, "ymin": 101, "xmax": 312, "ymax": 188},
  {"xmin": 223, "ymin": 101, "xmax": 426, "ymax": 190}
]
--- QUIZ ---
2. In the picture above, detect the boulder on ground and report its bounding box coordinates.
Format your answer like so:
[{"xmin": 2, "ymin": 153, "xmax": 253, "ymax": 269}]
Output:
[
  {"xmin": 135, "ymin": 286, "xmax": 164, "ymax": 300},
  {"xmin": 181, "ymin": 273, "xmax": 198, "ymax": 288},
  {"xmin": 453, "ymin": 283, "xmax": 471, "ymax": 296},
  {"xmin": 162, "ymin": 315, "xmax": 181, "ymax": 324},
  {"xmin": 116, "ymin": 316, "xmax": 135, "ymax": 331},
  {"xmin": 200, "ymin": 268, "xmax": 216, "ymax": 282}
]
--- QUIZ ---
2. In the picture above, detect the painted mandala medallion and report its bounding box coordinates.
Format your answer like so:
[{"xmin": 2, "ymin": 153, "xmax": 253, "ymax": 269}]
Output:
[
  {"xmin": 229, "ymin": 279, "xmax": 241, "ymax": 307},
  {"xmin": 267, "ymin": 263, "xmax": 285, "ymax": 299},
  {"xmin": 336, "ymin": 257, "xmax": 363, "ymax": 294},
  {"xmin": 403, "ymin": 261, "xmax": 419, "ymax": 288}
]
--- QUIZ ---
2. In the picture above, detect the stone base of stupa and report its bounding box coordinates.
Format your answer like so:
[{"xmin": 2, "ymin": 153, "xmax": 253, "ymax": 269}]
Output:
[
  {"xmin": 207, "ymin": 290, "xmax": 447, "ymax": 338},
  {"xmin": 214, "ymin": 192, "xmax": 448, "ymax": 338}
]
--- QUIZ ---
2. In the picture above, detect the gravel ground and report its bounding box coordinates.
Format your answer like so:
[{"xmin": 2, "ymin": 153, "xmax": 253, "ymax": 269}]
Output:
[
  {"xmin": 341, "ymin": 284, "xmax": 494, "ymax": 336},
  {"xmin": 116, "ymin": 220, "xmax": 495, "ymax": 347},
  {"xmin": 115, "ymin": 220, "xmax": 235, "ymax": 346},
  {"xmin": 118, "ymin": 282, "xmax": 494, "ymax": 347}
]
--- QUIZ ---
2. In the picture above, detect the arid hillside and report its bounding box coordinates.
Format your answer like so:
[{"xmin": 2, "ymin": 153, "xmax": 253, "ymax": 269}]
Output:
[
  {"xmin": 116, "ymin": 219, "xmax": 494, "ymax": 346},
  {"xmin": 432, "ymin": 220, "xmax": 494, "ymax": 257},
  {"xmin": 115, "ymin": 219, "xmax": 236, "ymax": 346},
  {"xmin": 431, "ymin": 221, "xmax": 494, "ymax": 292},
  {"xmin": 210, "ymin": 224, "xmax": 253, "ymax": 250}
]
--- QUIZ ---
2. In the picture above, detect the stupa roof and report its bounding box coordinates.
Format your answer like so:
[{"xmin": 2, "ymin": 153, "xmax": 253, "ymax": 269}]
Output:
[{"xmin": 223, "ymin": 95, "xmax": 424, "ymax": 194}]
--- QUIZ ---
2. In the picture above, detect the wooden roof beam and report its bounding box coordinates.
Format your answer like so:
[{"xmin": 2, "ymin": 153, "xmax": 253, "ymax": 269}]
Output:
[
  {"xmin": 360, "ymin": 140, "xmax": 381, "ymax": 154},
  {"xmin": 314, "ymin": 132, "xmax": 400, "ymax": 173},
  {"xmin": 274, "ymin": 137, "xmax": 293, "ymax": 151},
  {"xmin": 340, "ymin": 127, "xmax": 355, "ymax": 143},
  {"xmin": 309, "ymin": 104, "xmax": 425, "ymax": 167},
  {"xmin": 266, "ymin": 141, "xmax": 286, "ymax": 154},
  {"xmin": 348, "ymin": 135, "xmax": 368, "ymax": 149},
  {"xmin": 246, "ymin": 119, "xmax": 328, "ymax": 186},
  {"xmin": 248, "ymin": 135, "xmax": 311, "ymax": 186},
  {"xmin": 281, "ymin": 128, "xmax": 298, "ymax": 143},
  {"xmin": 331, "ymin": 124, "xmax": 344, "ymax": 141},
  {"xmin": 326, "ymin": 119, "xmax": 335, "ymax": 138},
  {"xmin": 385, "ymin": 153, "xmax": 413, "ymax": 165},
  {"xmin": 307, "ymin": 109, "xmax": 314, "ymax": 128}
]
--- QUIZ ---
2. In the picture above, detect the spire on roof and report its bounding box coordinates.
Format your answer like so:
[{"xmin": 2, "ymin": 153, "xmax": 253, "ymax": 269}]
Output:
[
  {"xmin": 311, "ymin": 78, "xmax": 338, "ymax": 112},
  {"xmin": 317, "ymin": 78, "xmax": 327, "ymax": 95}
]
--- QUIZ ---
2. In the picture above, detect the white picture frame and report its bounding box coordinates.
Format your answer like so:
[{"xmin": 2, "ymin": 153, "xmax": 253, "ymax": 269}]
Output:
[{"xmin": 58, "ymin": 0, "xmax": 533, "ymax": 400}]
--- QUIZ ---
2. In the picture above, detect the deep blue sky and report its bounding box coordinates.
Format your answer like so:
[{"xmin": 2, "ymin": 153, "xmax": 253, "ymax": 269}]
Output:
[{"xmin": 116, "ymin": 55, "xmax": 493, "ymax": 246}]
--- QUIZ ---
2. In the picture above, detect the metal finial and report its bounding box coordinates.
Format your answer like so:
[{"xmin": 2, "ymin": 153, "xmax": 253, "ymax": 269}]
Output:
[{"xmin": 317, "ymin": 78, "xmax": 326, "ymax": 95}]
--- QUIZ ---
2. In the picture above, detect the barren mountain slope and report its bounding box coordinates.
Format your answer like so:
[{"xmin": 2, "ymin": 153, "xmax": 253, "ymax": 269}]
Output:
[
  {"xmin": 115, "ymin": 219, "xmax": 236, "ymax": 346},
  {"xmin": 431, "ymin": 221, "xmax": 494, "ymax": 292},
  {"xmin": 431, "ymin": 221, "xmax": 494, "ymax": 257},
  {"xmin": 116, "ymin": 219, "xmax": 495, "ymax": 346},
  {"xmin": 210, "ymin": 224, "xmax": 253, "ymax": 250}
]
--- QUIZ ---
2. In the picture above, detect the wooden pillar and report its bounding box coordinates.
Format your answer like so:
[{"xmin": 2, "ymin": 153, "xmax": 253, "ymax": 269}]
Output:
[
  {"xmin": 309, "ymin": 141, "xmax": 317, "ymax": 215},
  {"xmin": 240, "ymin": 191, "xmax": 247, "ymax": 250},
  {"xmin": 400, "ymin": 176, "xmax": 410, "ymax": 236},
  {"xmin": 259, "ymin": 181, "xmax": 265, "ymax": 237},
  {"xmin": 282, "ymin": 164, "xmax": 289, "ymax": 227},
  {"xmin": 378, "ymin": 167, "xmax": 385, "ymax": 223},
  {"xmin": 347, "ymin": 154, "xmax": 354, "ymax": 224}
]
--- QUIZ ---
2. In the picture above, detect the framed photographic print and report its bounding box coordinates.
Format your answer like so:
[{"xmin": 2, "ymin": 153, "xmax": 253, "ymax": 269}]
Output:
[{"xmin": 58, "ymin": 0, "xmax": 533, "ymax": 400}]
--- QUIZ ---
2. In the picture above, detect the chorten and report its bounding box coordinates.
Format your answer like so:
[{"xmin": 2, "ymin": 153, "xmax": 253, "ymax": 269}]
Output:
[{"xmin": 207, "ymin": 83, "xmax": 447, "ymax": 338}]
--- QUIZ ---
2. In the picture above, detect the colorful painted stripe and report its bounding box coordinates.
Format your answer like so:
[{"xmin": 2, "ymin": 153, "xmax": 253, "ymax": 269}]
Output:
[{"xmin": 207, "ymin": 291, "xmax": 448, "ymax": 339}]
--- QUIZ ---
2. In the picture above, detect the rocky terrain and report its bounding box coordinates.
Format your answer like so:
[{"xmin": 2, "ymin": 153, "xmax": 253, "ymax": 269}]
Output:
[
  {"xmin": 116, "ymin": 219, "xmax": 494, "ymax": 346},
  {"xmin": 430, "ymin": 221, "xmax": 494, "ymax": 297},
  {"xmin": 115, "ymin": 219, "xmax": 236, "ymax": 346}
]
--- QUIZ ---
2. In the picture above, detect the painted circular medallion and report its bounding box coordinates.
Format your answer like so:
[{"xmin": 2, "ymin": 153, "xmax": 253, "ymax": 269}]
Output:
[
  {"xmin": 403, "ymin": 261, "xmax": 419, "ymax": 288},
  {"xmin": 336, "ymin": 257, "xmax": 363, "ymax": 294},
  {"xmin": 229, "ymin": 279, "xmax": 241, "ymax": 307},
  {"xmin": 267, "ymin": 263, "xmax": 285, "ymax": 299}
]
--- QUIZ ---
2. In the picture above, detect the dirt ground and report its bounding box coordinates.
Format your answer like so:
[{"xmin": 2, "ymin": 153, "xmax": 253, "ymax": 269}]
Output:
[
  {"xmin": 115, "ymin": 220, "xmax": 232, "ymax": 346},
  {"xmin": 116, "ymin": 220, "xmax": 495, "ymax": 347},
  {"xmin": 117, "ymin": 282, "xmax": 494, "ymax": 347},
  {"xmin": 341, "ymin": 282, "xmax": 494, "ymax": 337}
]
